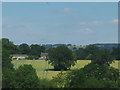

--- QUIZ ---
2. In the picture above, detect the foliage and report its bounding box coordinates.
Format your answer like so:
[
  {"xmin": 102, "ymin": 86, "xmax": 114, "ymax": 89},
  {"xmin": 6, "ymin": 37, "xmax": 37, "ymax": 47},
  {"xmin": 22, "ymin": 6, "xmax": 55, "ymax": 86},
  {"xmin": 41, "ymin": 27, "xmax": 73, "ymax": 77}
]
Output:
[
  {"xmin": 111, "ymin": 47, "xmax": 120, "ymax": 60},
  {"xmin": 85, "ymin": 45, "xmax": 99, "ymax": 55},
  {"xmin": 2, "ymin": 48, "xmax": 14, "ymax": 70},
  {"xmin": 75, "ymin": 48, "xmax": 87, "ymax": 60},
  {"xmin": 75, "ymin": 45, "xmax": 99, "ymax": 60},
  {"xmin": 2, "ymin": 38, "xmax": 20, "ymax": 54},
  {"xmin": 82, "ymin": 63, "xmax": 119, "ymax": 81},
  {"xmin": 2, "ymin": 38, "xmax": 54, "ymax": 88},
  {"xmin": 91, "ymin": 49, "xmax": 113, "ymax": 66},
  {"xmin": 39, "ymin": 79, "xmax": 56, "ymax": 88},
  {"xmin": 52, "ymin": 62, "xmax": 119, "ymax": 88},
  {"xmin": 52, "ymin": 71, "xmax": 69, "ymax": 88},
  {"xmin": 3, "ymin": 64, "xmax": 56, "ymax": 88},
  {"xmin": 2, "ymin": 42, "xmax": 15, "ymax": 88},
  {"xmin": 82, "ymin": 77, "xmax": 118, "ymax": 88},
  {"xmin": 13, "ymin": 65, "xmax": 40, "ymax": 88},
  {"xmin": 30, "ymin": 44, "xmax": 45, "ymax": 57},
  {"xmin": 47, "ymin": 46, "xmax": 77, "ymax": 70},
  {"xmin": 68, "ymin": 69, "xmax": 86, "ymax": 88},
  {"xmin": 2, "ymin": 68, "xmax": 16, "ymax": 88},
  {"xmin": 19, "ymin": 43, "xmax": 30, "ymax": 54}
]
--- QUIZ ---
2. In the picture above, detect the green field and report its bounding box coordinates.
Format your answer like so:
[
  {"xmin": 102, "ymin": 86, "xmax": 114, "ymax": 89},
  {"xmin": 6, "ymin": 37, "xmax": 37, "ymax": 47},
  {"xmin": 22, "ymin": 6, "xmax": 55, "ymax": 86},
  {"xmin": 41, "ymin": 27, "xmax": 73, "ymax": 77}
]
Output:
[{"xmin": 11, "ymin": 60, "xmax": 119, "ymax": 80}]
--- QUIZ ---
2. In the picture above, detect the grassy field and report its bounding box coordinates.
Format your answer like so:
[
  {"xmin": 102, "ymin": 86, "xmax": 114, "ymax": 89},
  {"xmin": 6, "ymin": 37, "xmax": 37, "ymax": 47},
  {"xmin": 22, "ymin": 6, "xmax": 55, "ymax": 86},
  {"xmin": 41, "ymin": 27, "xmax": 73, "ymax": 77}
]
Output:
[{"xmin": 11, "ymin": 60, "xmax": 119, "ymax": 80}]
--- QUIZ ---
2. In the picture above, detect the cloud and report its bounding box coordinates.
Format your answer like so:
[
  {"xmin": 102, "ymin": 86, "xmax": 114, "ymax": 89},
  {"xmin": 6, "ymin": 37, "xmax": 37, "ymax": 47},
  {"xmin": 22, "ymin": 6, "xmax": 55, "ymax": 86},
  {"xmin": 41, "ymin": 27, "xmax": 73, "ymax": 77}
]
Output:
[
  {"xmin": 64, "ymin": 8, "xmax": 73, "ymax": 13},
  {"xmin": 112, "ymin": 19, "xmax": 118, "ymax": 24},
  {"xmin": 3, "ymin": 24, "xmax": 27, "ymax": 29},
  {"xmin": 78, "ymin": 21, "xmax": 102, "ymax": 26},
  {"xmin": 79, "ymin": 22, "xmax": 86, "ymax": 25},
  {"xmin": 89, "ymin": 21, "xmax": 102, "ymax": 25},
  {"xmin": 77, "ymin": 28, "xmax": 94, "ymax": 35}
]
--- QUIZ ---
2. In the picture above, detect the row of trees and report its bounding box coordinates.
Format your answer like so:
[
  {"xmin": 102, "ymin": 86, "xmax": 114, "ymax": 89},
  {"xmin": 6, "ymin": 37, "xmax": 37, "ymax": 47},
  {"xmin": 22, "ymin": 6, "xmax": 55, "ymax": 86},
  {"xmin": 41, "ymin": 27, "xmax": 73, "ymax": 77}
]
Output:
[
  {"xmin": 46, "ymin": 44, "xmax": 117, "ymax": 70},
  {"xmin": 2, "ymin": 38, "xmax": 120, "ymax": 60},
  {"xmin": 2, "ymin": 38, "xmax": 45, "ymax": 58},
  {"xmin": 75, "ymin": 45, "xmax": 120, "ymax": 60}
]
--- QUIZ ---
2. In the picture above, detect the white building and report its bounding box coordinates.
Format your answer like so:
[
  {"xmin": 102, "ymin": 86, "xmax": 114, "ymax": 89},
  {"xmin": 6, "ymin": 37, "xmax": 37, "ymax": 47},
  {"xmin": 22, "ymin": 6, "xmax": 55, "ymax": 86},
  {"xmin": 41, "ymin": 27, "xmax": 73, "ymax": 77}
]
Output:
[
  {"xmin": 11, "ymin": 54, "xmax": 28, "ymax": 60},
  {"xmin": 39, "ymin": 52, "xmax": 48, "ymax": 60}
]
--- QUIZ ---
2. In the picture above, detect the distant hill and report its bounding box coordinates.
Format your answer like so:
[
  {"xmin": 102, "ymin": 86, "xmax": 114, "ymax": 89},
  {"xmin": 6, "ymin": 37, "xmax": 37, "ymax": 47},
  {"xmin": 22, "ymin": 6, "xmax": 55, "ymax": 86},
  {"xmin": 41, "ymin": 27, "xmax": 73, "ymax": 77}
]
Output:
[
  {"xmin": 94, "ymin": 43, "xmax": 119, "ymax": 50},
  {"xmin": 42, "ymin": 43, "xmax": 119, "ymax": 50}
]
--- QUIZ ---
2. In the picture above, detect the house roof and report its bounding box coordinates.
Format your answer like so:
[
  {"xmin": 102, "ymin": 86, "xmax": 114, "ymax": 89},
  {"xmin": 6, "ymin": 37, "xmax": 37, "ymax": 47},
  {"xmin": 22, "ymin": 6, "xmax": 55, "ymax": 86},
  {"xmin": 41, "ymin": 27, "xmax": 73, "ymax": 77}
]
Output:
[
  {"xmin": 41, "ymin": 52, "xmax": 48, "ymax": 57},
  {"xmin": 11, "ymin": 54, "xmax": 28, "ymax": 58}
]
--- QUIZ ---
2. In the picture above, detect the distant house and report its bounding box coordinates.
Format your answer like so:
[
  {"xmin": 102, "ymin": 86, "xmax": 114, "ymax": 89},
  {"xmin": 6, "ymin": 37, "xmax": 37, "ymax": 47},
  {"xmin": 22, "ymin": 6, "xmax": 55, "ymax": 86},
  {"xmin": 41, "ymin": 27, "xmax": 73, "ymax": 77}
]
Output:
[
  {"xmin": 11, "ymin": 54, "xmax": 28, "ymax": 60},
  {"xmin": 39, "ymin": 52, "xmax": 48, "ymax": 60}
]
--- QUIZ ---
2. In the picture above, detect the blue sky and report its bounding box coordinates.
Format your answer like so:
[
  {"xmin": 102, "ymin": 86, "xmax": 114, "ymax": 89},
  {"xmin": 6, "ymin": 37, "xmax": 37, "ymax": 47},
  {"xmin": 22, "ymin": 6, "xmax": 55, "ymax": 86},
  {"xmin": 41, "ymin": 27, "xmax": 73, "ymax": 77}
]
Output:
[{"xmin": 2, "ymin": 2, "xmax": 118, "ymax": 45}]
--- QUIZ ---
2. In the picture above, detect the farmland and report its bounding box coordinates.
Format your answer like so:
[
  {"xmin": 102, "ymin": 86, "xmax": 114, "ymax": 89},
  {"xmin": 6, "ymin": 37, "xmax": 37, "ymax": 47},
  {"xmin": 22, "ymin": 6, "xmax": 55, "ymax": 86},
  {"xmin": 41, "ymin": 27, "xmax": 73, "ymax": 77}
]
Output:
[{"xmin": 11, "ymin": 60, "xmax": 119, "ymax": 80}]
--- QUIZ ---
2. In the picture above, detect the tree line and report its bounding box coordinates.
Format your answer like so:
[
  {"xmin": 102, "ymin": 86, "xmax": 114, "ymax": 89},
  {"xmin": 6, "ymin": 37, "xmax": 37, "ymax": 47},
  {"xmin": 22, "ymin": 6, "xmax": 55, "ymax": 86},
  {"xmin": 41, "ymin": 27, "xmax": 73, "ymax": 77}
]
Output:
[
  {"xmin": 1, "ymin": 38, "xmax": 120, "ymax": 88},
  {"xmin": 2, "ymin": 38, "xmax": 120, "ymax": 60},
  {"xmin": 2, "ymin": 38, "xmax": 45, "ymax": 59},
  {"xmin": 75, "ymin": 44, "xmax": 120, "ymax": 60}
]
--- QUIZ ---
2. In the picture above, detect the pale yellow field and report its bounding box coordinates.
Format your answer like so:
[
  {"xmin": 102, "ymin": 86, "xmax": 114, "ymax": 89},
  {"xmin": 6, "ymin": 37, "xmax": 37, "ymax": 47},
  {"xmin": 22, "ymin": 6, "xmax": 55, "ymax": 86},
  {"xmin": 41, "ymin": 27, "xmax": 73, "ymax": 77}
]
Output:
[{"xmin": 11, "ymin": 60, "xmax": 119, "ymax": 80}]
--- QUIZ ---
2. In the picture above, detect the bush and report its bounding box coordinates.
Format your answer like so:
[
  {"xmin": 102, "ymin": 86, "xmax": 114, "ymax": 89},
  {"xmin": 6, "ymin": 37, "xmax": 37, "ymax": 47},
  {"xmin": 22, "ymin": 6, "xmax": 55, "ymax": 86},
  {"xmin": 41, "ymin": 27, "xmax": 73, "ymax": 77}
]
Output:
[
  {"xmin": 2, "ymin": 68, "xmax": 16, "ymax": 88},
  {"xmin": 14, "ymin": 65, "xmax": 40, "ymax": 88},
  {"xmin": 82, "ymin": 63, "xmax": 119, "ymax": 81},
  {"xmin": 83, "ymin": 78, "xmax": 118, "ymax": 88},
  {"xmin": 39, "ymin": 79, "xmax": 56, "ymax": 88}
]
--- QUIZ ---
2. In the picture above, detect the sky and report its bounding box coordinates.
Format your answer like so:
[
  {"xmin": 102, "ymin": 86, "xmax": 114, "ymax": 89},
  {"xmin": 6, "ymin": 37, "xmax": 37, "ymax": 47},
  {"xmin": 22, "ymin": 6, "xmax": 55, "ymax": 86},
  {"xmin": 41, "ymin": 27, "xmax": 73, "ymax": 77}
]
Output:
[{"xmin": 2, "ymin": 2, "xmax": 118, "ymax": 45}]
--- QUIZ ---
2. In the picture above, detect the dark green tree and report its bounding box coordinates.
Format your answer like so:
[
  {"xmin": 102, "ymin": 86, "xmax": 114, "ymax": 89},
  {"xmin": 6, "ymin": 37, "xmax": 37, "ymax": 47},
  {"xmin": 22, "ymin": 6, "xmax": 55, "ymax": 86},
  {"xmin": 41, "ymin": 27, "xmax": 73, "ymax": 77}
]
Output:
[
  {"xmin": 84, "ymin": 45, "xmax": 99, "ymax": 60},
  {"xmin": 14, "ymin": 65, "xmax": 40, "ymax": 88},
  {"xmin": 2, "ymin": 38, "xmax": 20, "ymax": 54},
  {"xmin": 2, "ymin": 41, "xmax": 15, "ymax": 88},
  {"xmin": 111, "ymin": 47, "xmax": 120, "ymax": 60},
  {"xmin": 82, "ymin": 63, "xmax": 119, "ymax": 81},
  {"xmin": 75, "ymin": 48, "xmax": 87, "ymax": 60},
  {"xmin": 2, "ymin": 48, "xmax": 14, "ymax": 70},
  {"xmin": 91, "ymin": 49, "xmax": 113, "ymax": 66},
  {"xmin": 19, "ymin": 43, "xmax": 30, "ymax": 55},
  {"xmin": 75, "ymin": 45, "xmax": 99, "ymax": 60},
  {"xmin": 30, "ymin": 44, "xmax": 45, "ymax": 57},
  {"xmin": 47, "ymin": 46, "xmax": 77, "ymax": 70}
]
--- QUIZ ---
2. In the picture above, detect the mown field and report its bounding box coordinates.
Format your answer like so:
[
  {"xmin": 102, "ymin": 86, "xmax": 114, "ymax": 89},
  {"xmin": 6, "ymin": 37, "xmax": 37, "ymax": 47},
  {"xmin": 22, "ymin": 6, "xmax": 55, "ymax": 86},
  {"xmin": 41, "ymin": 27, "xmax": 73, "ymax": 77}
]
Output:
[{"xmin": 11, "ymin": 60, "xmax": 119, "ymax": 80}]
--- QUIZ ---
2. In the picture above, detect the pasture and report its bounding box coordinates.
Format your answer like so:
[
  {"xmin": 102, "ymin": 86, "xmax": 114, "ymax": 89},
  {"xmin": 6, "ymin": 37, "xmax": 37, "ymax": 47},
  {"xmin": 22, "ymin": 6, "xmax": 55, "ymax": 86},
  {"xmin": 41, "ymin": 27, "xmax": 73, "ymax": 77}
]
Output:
[{"xmin": 11, "ymin": 60, "xmax": 119, "ymax": 80}]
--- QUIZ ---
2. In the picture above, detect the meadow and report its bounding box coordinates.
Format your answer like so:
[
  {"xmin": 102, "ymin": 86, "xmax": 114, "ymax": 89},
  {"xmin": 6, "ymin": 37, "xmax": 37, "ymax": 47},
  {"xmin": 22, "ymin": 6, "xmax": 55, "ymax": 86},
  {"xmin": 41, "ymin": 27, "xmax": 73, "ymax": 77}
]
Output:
[{"xmin": 11, "ymin": 60, "xmax": 119, "ymax": 80}]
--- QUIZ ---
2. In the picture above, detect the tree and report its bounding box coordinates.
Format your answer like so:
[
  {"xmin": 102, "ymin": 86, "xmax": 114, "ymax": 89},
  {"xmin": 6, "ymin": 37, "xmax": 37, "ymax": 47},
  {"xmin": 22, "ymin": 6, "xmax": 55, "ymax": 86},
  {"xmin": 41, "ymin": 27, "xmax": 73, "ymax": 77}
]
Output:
[
  {"xmin": 91, "ymin": 49, "xmax": 113, "ymax": 66},
  {"xmin": 75, "ymin": 45, "xmax": 99, "ymax": 60},
  {"xmin": 19, "ymin": 43, "xmax": 30, "ymax": 55},
  {"xmin": 111, "ymin": 47, "xmax": 120, "ymax": 60},
  {"xmin": 47, "ymin": 46, "xmax": 77, "ymax": 70},
  {"xmin": 2, "ymin": 38, "xmax": 20, "ymax": 54},
  {"xmin": 2, "ymin": 48, "xmax": 14, "ymax": 70},
  {"xmin": 2, "ymin": 41, "xmax": 15, "ymax": 88},
  {"xmin": 75, "ymin": 48, "xmax": 87, "ymax": 60},
  {"xmin": 30, "ymin": 44, "xmax": 45, "ymax": 57},
  {"xmin": 84, "ymin": 45, "xmax": 99, "ymax": 60},
  {"xmin": 2, "ymin": 68, "xmax": 16, "ymax": 88},
  {"xmin": 14, "ymin": 65, "xmax": 40, "ymax": 88},
  {"xmin": 82, "ymin": 63, "xmax": 119, "ymax": 81}
]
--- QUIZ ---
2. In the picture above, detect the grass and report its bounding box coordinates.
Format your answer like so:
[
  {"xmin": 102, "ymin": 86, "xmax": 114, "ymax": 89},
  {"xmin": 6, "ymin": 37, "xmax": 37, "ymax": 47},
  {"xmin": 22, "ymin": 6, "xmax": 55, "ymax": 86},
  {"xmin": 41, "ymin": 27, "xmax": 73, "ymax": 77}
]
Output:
[{"xmin": 11, "ymin": 60, "xmax": 119, "ymax": 80}]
